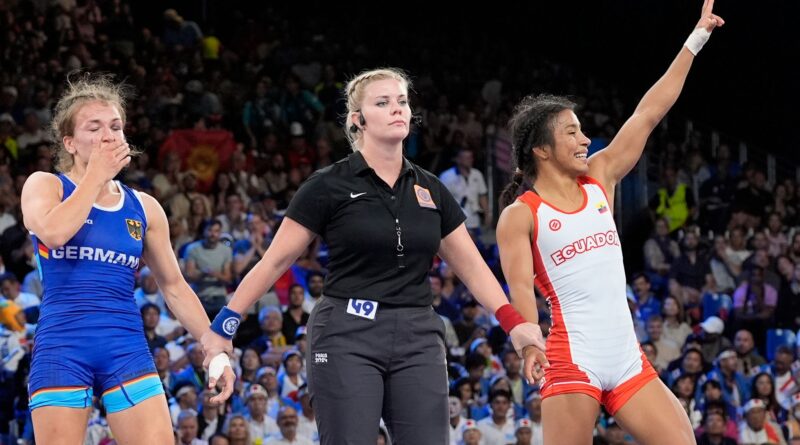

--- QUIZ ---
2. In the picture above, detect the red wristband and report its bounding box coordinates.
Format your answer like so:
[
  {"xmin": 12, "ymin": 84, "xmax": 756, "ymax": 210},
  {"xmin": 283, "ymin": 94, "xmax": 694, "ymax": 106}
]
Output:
[{"xmin": 495, "ymin": 304, "xmax": 526, "ymax": 334}]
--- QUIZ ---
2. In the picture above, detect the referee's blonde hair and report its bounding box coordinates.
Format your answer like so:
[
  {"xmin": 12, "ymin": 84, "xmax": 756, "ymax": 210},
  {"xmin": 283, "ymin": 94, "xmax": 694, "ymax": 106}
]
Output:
[{"xmin": 343, "ymin": 68, "xmax": 411, "ymax": 151}]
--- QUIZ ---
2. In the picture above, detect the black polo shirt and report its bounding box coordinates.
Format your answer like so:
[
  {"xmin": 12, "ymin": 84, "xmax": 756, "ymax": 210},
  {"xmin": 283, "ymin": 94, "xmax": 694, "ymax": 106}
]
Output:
[{"xmin": 286, "ymin": 151, "xmax": 465, "ymax": 306}]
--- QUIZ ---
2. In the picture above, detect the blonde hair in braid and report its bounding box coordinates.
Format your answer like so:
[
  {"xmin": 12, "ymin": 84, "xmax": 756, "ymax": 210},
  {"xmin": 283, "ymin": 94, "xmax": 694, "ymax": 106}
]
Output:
[{"xmin": 343, "ymin": 68, "xmax": 411, "ymax": 151}]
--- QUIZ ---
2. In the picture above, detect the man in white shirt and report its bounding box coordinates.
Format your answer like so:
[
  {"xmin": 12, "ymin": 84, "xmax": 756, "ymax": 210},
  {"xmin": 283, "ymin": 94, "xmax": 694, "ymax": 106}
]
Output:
[
  {"xmin": 245, "ymin": 384, "xmax": 280, "ymax": 441},
  {"xmin": 439, "ymin": 148, "xmax": 489, "ymax": 231},
  {"xmin": 477, "ymin": 389, "xmax": 515, "ymax": 445},
  {"xmin": 265, "ymin": 405, "xmax": 313, "ymax": 445}
]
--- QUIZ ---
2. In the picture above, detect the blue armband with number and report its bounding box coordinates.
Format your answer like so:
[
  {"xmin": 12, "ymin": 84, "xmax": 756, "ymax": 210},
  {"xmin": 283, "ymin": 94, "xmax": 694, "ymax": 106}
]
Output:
[{"xmin": 210, "ymin": 306, "xmax": 242, "ymax": 339}]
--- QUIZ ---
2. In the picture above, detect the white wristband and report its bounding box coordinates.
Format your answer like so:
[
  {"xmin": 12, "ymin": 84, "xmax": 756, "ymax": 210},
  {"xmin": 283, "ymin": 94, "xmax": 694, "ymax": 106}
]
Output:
[
  {"xmin": 208, "ymin": 353, "xmax": 231, "ymax": 381},
  {"xmin": 684, "ymin": 27, "xmax": 711, "ymax": 56}
]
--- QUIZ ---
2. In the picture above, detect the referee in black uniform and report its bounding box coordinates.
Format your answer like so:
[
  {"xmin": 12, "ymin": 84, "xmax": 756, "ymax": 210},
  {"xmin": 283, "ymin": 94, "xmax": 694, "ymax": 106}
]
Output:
[{"xmin": 202, "ymin": 68, "xmax": 547, "ymax": 445}]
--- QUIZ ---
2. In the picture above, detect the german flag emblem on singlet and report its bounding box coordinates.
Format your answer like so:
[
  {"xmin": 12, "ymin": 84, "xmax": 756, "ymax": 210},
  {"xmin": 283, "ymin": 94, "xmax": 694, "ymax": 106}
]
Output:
[{"xmin": 126, "ymin": 219, "xmax": 143, "ymax": 241}]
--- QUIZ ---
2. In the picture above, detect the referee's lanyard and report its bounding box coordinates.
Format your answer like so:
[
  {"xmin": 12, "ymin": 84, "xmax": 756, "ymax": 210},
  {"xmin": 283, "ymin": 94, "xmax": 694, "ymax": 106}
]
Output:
[{"xmin": 367, "ymin": 175, "xmax": 406, "ymax": 270}]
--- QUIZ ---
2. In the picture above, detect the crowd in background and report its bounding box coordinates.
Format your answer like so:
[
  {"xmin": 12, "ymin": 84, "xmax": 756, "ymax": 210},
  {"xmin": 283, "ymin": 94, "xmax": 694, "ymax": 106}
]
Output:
[{"xmin": 1, "ymin": 1, "xmax": 799, "ymax": 444}]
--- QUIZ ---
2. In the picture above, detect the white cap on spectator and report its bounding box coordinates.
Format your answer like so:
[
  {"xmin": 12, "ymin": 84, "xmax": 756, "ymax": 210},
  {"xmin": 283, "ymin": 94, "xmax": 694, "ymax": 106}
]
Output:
[
  {"xmin": 700, "ymin": 316, "xmax": 724, "ymax": 335},
  {"xmin": 290, "ymin": 121, "xmax": 304, "ymax": 137},
  {"xmin": 515, "ymin": 418, "xmax": 533, "ymax": 431},
  {"xmin": 743, "ymin": 398, "xmax": 767, "ymax": 413},
  {"xmin": 1, "ymin": 86, "xmax": 17, "ymax": 97},
  {"xmin": 246, "ymin": 383, "xmax": 268, "ymax": 400},
  {"xmin": 0, "ymin": 113, "xmax": 14, "ymax": 124},
  {"xmin": 717, "ymin": 349, "xmax": 737, "ymax": 361},
  {"xmin": 462, "ymin": 419, "xmax": 478, "ymax": 432},
  {"xmin": 175, "ymin": 385, "xmax": 196, "ymax": 399},
  {"xmin": 256, "ymin": 366, "xmax": 276, "ymax": 380}
]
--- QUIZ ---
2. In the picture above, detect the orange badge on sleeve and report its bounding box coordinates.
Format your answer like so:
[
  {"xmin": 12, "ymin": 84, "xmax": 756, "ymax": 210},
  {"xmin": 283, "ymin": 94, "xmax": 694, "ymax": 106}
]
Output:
[{"xmin": 414, "ymin": 184, "xmax": 436, "ymax": 209}]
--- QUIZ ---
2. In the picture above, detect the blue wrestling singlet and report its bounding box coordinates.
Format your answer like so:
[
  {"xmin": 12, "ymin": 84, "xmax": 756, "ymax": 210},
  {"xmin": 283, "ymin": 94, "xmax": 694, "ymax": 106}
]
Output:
[{"xmin": 28, "ymin": 174, "xmax": 164, "ymax": 413}]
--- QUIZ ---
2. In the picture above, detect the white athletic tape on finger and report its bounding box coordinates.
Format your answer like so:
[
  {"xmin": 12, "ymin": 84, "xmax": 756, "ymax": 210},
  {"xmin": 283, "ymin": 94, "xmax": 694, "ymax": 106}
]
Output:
[
  {"xmin": 684, "ymin": 27, "xmax": 711, "ymax": 56},
  {"xmin": 208, "ymin": 353, "xmax": 231, "ymax": 381}
]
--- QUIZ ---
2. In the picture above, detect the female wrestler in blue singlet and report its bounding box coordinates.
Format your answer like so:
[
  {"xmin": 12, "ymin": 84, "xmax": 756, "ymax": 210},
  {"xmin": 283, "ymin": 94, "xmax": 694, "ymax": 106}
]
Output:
[{"xmin": 20, "ymin": 75, "xmax": 235, "ymax": 444}]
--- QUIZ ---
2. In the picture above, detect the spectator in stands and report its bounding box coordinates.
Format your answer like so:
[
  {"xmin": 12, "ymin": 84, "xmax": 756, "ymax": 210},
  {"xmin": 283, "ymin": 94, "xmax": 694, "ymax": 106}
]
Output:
[
  {"xmin": 696, "ymin": 316, "xmax": 733, "ymax": 364},
  {"xmin": 662, "ymin": 295, "xmax": 692, "ymax": 348},
  {"xmin": 431, "ymin": 272, "xmax": 461, "ymax": 321},
  {"xmin": 734, "ymin": 329, "xmax": 767, "ymax": 376},
  {"xmin": 162, "ymin": 9, "xmax": 203, "ymax": 51},
  {"xmin": 239, "ymin": 347, "xmax": 262, "ymax": 386},
  {"xmin": 733, "ymin": 168, "xmax": 772, "ymax": 230},
  {"xmin": 197, "ymin": 390, "xmax": 225, "ymax": 441},
  {"xmin": 671, "ymin": 374, "xmax": 702, "ymax": 428},
  {"xmin": 664, "ymin": 347, "xmax": 707, "ymax": 388},
  {"xmin": 732, "ymin": 266, "xmax": 777, "ymax": 351},
  {"xmin": 133, "ymin": 266, "xmax": 167, "ymax": 312},
  {"xmin": 771, "ymin": 346, "xmax": 798, "ymax": 412},
  {"xmin": 461, "ymin": 419, "xmax": 482, "ymax": 445},
  {"xmin": 233, "ymin": 213, "xmax": 272, "ymax": 280},
  {"xmin": 706, "ymin": 349, "xmax": 750, "ymax": 409},
  {"xmin": 222, "ymin": 414, "xmax": 251, "ymax": 445},
  {"xmin": 153, "ymin": 346, "xmax": 180, "ymax": 397},
  {"xmin": 277, "ymin": 350, "xmax": 304, "ymax": 400},
  {"xmin": 643, "ymin": 217, "xmax": 681, "ymax": 289},
  {"xmin": 187, "ymin": 195, "xmax": 215, "ymax": 239},
  {"xmin": 171, "ymin": 385, "xmax": 199, "ymax": 426},
  {"xmin": 631, "ymin": 273, "xmax": 662, "ymax": 325},
  {"xmin": 243, "ymin": 383, "xmax": 279, "ymax": 440},
  {"xmin": 142, "ymin": 303, "xmax": 167, "ymax": 351},
  {"xmin": 185, "ymin": 219, "xmax": 233, "ymax": 317},
  {"xmin": 750, "ymin": 372, "xmax": 783, "ymax": 423},
  {"xmin": 265, "ymin": 405, "xmax": 313, "ymax": 445},
  {"xmin": 765, "ymin": 213, "xmax": 788, "ymax": 258},
  {"xmin": 652, "ymin": 165, "xmax": 695, "ymax": 233},
  {"xmin": 249, "ymin": 306, "xmax": 287, "ymax": 356},
  {"xmin": 738, "ymin": 398, "xmax": 786, "ymax": 445},
  {"xmin": 742, "ymin": 247, "xmax": 781, "ymax": 290},
  {"xmin": 669, "ymin": 230, "xmax": 709, "ymax": 302},
  {"xmin": 695, "ymin": 408, "xmax": 737, "ymax": 445},
  {"xmin": 302, "ymin": 271, "xmax": 324, "ymax": 312},
  {"xmin": 439, "ymin": 148, "xmax": 490, "ymax": 235},
  {"xmin": 177, "ymin": 409, "xmax": 206, "ymax": 445},
  {"xmin": 281, "ymin": 285, "xmax": 309, "ymax": 345},
  {"xmin": 216, "ymin": 193, "xmax": 250, "ymax": 242},
  {"xmin": 176, "ymin": 343, "xmax": 207, "ymax": 393},
  {"xmin": 697, "ymin": 382, "xmax": 738, "ymax": 428},
  {"xmin": 477, "ymin": 389, "xmax": 515, "ymax": 445},
  {"xmin": 0, "ymin": 273, "xmax": 39, "ymax": 312},
  {"xmin": 646, "ymin": 314, "xmax": 681, "ymax": 372},
  {"xmin": 254, "ymin": 366, "xmax": 284, "ymax": 419}
]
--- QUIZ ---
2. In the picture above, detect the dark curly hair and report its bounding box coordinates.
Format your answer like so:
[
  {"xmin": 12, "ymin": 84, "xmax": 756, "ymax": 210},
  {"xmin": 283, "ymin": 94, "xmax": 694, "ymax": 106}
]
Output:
[{"xmin": 499, "ymin": 94, "xmax": 576, "ymax": 207}]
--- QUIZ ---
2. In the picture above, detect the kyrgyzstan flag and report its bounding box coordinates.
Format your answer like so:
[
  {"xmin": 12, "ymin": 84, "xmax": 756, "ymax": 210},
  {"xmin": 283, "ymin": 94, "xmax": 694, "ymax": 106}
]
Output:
[{"xmin": 159, "ymin": 129, "xmax": 236, "ymax": 192}]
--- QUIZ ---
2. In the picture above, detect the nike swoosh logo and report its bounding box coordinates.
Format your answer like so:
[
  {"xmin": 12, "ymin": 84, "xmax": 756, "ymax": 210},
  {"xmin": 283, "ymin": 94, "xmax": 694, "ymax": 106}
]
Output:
[{"xmin": 350, "ymin": 192, "xmax": 366, "ymax": 198}]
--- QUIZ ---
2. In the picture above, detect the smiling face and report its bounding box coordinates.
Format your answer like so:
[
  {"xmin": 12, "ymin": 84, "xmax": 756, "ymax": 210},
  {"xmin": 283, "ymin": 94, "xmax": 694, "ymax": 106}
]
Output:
[
  {"xmin": 535, "ymin": 109, "xmax": 591, "ymax": 176},
  {"xmin": 353, "ymin": 78, "xmax": 411, "ymax": 148}
]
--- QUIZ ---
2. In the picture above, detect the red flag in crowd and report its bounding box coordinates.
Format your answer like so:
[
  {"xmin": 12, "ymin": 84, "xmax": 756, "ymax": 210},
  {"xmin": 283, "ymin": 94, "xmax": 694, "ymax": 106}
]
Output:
[{"xmin": 159, "ymin": 129, "xmax": 236, "ymax": 192}]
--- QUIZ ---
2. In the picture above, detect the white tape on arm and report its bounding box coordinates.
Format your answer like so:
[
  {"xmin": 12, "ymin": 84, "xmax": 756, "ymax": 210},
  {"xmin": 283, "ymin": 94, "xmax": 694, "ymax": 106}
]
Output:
[
  {"xmin": 684, "ymin": 27, "xmax": 711, "ymax": 56},
  {"xmin": 208, "ymin": 353, "xmax": 231, "ymax": 381}
]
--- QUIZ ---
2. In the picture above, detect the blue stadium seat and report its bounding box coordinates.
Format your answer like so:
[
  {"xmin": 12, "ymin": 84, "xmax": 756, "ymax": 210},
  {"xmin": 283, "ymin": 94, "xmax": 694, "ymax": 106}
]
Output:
[{"xmin": 766, "ymin": 329, "xmax": 797, "ymax": 361}]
